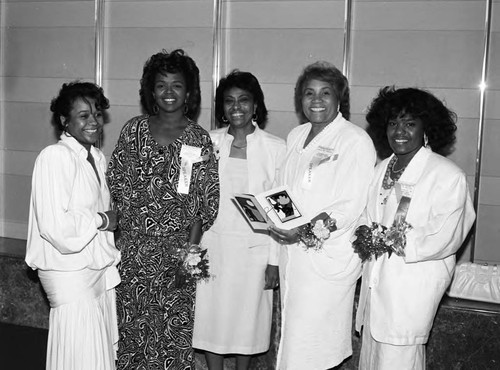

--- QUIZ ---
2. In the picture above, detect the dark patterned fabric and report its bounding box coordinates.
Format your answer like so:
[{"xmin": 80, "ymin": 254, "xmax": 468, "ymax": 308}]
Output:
[{"xmin": 107, "ymin": 115, "xmax": 219, "ymax": 369}]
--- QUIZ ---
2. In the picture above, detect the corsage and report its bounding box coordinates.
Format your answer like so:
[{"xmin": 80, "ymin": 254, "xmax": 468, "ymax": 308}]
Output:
[
  {"xmin": 174, "ymin": 242, "xmax": 210, "ymax": 288},
  {"xmin": 352, "ymin": 221, "xmax": 412, "ymax": 263},
  {"xmin": 298, "ymin": 213, "xmax": 337, "ymax": 251}
]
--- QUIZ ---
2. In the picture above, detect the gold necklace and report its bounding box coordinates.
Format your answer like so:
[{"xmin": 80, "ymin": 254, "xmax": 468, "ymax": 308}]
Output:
[
  {"xmin": 391, "ymin": 158, "xmax": 406, "ymax": 173},
  {"xmin": 232, "ymin": 143, "xmax": 247, "ymax": 149}
]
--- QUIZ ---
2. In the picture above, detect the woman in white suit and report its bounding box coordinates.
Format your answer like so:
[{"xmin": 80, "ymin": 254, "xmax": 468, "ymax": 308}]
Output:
[
  {"xmin": 269, "ymin": 62, "xmax": 376, "ymax": 370},
  {"xmin": 193, "ymin": 70, "xmax": 285, "ymax": 370},
  {"xmin": 355, "ymin": 86, "xmax": 476, "ymax": 369}
]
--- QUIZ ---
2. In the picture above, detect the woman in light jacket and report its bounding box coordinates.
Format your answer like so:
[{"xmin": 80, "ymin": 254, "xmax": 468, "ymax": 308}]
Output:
[
  {"xmin": 193, "ymin": 70, "xmax": 285, "ymax": 370},
  {"xmin": 26, "ymin": 81, "xmax": 120, "ymax": 370},
  {"xmin": 268, "ymin": 61, "xmax": 376, "ymax": 370},
  {"xmin": 355, "ymin": 86, "xmax": 476, "ymax": 369}
]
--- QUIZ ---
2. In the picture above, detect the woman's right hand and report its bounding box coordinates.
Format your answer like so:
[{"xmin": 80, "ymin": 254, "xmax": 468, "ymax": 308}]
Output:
[{"xmin": 268, "ymin": 225, "xmax": 300, "ymax": 244}]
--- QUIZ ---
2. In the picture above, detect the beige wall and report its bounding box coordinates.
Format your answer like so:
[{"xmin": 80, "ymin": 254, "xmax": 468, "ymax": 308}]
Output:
[{"xmin": 1, "ymin": 0, "xmax": 499, "ymax": 264}]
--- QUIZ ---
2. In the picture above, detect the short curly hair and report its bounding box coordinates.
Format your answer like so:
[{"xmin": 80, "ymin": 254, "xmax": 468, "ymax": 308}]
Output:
[
  {"xmin": 50, "ymin": 81, "xmax": 110, "ymax": 134},
  {"xmin": 214, "ymin": 70, "xmax": 268, "ymax": 129},
  {"xmin": 139, "ymin": 49, "xmax": 201, "ymax": 120},
  {"xmin": 366, "ymin": 86, "xmax": 457, "ymax": 159},
  {"xmin": 294, "ymin": 61, "xmax": 350, "ymax": 123}
]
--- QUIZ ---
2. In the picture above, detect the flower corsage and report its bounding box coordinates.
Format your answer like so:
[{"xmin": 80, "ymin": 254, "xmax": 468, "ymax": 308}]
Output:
[
  {"xmin": 298, "ymin": 213, "xmax": 337, "ymax": 251},
  {"xmin": 174, "ymin": 242, "xmax": 210, "ymax": 288},
  {"xmin": 352, "ymin": 221, "xmax": 412, "ymax": 263}
]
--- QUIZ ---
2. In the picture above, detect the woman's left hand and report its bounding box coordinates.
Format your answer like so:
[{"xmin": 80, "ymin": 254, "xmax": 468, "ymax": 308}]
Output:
[
  {"xmin": 264, "ymin": 264, "xmax": 279, "ymax": 290},
  {"xmin": 268, "ymin": 225, "xmax": 300, "ymax": 244}
]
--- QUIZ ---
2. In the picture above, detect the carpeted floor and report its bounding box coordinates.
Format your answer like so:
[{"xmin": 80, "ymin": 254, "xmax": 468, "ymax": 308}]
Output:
[{"xmin": 0, "ymin": 323, "xmax": 47, "ymax": 370}]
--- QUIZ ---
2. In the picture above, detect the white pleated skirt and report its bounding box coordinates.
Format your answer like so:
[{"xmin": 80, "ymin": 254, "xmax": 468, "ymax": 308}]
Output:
[{"xmin": 39, "ymin": 267, "xmax": 119, "ymax": 370}]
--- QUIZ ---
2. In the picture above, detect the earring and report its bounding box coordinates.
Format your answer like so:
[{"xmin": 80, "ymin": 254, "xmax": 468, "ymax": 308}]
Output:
[
  {"xmin": 252, "ymin": 113, "xmax": 258, "ymax": 126},
  {"xmin": 424, "ymin": 133, "xmax": 429, "ymax": 147},
  {"xmin": 184, "ymin": 103, "xmax": 188, "ymax": 115},
  {"xmin": 221, "ymin": 115, "xmax": 228, "ymax": 123},
  {"xmin": 153, "ymin": 104, "xmax": 159, "ymax": 114}
]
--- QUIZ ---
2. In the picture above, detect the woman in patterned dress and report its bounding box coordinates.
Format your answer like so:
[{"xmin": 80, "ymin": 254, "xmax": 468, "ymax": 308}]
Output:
[{"xmin": 107, "ymin": 49, "xmax": 220, "ymax": 369}]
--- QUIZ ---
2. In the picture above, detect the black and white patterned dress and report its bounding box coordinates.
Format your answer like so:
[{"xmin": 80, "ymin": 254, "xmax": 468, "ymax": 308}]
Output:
[{"xmin": 107, "ymin": 115, "xmax": 219, "ymax": 369}]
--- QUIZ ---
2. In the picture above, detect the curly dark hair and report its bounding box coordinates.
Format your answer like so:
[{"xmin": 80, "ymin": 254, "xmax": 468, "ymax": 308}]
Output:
[
  {"xmin": 366, "ymin": 86, "xmax": 457, "ymax": 159},
  {"xmin": 294, "ymin": 61, "xmax": 350, "ymax": 123},
  {"xmin": 50, "ymin": 81, "xmax": 110, "ymax": 134},
  {"xmin": 139, "ymin": 49, "xmax": 201, "ymax": 120},
  {"xmin": 214, "ymin": 70, "xmax": 268, "ymax": 129}
]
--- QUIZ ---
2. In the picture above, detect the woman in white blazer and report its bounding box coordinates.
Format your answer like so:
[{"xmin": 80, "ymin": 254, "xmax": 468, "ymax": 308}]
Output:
[
  {"xmin": 269, "ymin": 62, "xmax": 376, "ymax": 370},
  {"xmin": 193, "ymin": 70, "xmax": 285, "ymax": 370},
  {"xmin": 355, "ymin": 86, "xmax": 476, "ymax": 369},
  {"xmin": 26, "ymin": 82, "xmax": 120, "ymax": 370}
]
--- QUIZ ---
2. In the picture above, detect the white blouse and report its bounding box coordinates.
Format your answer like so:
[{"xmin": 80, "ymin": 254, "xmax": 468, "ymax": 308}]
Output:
[{"xmin": 26, "ymin": 134, "xmax": 120, "ymax": 272}]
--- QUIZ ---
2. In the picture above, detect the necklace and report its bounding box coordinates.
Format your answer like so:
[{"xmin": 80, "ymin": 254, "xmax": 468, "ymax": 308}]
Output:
[
  {"xmin": 391, "ymin": 158, "xmax": 406, "ymax": 173},
  {"xmin": 232, "ymin": 143, "xmax": 247, "ymax": 150},
  {"xmin": 382, "ymin": 156, "xmax": 406, "ymax": 189}
]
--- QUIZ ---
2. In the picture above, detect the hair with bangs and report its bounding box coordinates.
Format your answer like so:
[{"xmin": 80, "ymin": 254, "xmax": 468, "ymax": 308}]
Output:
[
  {"xmin": 139, "ymin": 49, "xmax": 201, "ymax": 120},
  {"xmin": 294, "ymin": 61, "xmax": 350, "ymax": 123},
  {"xmin": 366, "ymin": 86, "xmax": 457, "ymax": 159},
  {"xmin": 214, "ymin": 70, "xmax": 268, "ymax": 128}
]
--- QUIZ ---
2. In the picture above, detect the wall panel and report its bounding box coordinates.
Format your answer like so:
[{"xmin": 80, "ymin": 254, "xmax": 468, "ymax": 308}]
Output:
[
  {"xmin": 100, "ymin": 0, "xmax": 214, "ymax": 155},
  {"xmin": 221, "ymin": 0, "xmax": 346, "ymax": 138},
  {"xmin": 1, "ymin": 0, "xmax": 96, "ymax": 239},
  {"xmin": 475, "ymin": 1, "xmax": 500, "ymax": 263},
  {"xmin": 1, "ymin": 0, "xmax": 499, "ymax": 265},
  {"xmin": 475, "ymin": 205, "xmax": 500, "ymax": 263},
  {"xmin": 350, "ymin": 0, "xmax": 486, "ymax": 263}
]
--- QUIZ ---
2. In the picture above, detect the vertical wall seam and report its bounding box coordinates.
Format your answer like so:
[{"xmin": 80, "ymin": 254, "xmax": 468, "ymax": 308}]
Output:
[
  {"xmin": 94, "ymin": 0, "xmax": 104, "ymax": 148},
  {"xmin": 211, "ymin": 0, "xmax": 223, "ymax": 130},
  {"xmin": 471, "ymin": 0, "xmax": 492, "ymax": 261},
  {"xmin": 342, "ymin": 0, "xmax": 352, "ymax": 80},
  {"xmin": 94, "ymin": 0, "xmax": 104, "ymax": 87}
]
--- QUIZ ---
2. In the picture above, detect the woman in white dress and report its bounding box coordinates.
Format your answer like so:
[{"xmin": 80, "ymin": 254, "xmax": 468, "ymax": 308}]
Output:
[
  {"xmin": 193, "ymin": 70, "xmax": 285, "ymax": 370},
  {"xmin": 25, "ymin": 81, "xmax": 121, "ymax": 370},
  {"xmin": 355, "ymin": 86, "xmax": 476, "ymax": 369},
  {"xmin": 269, "ymin": 62, "xmax": 376, "ymax": 370}
]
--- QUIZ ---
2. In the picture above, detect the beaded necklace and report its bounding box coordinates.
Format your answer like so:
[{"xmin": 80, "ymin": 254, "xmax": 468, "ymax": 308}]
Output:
[{"xmin": 382, "ymin": 156, "xmax": 407, "ymax": 190}]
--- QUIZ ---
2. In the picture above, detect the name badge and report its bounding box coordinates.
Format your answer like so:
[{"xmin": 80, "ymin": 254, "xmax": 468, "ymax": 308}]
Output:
[
  {"xmin": 394, "ymin": 181, "xmax": 415, "ymax": 224},
  {"xmin": 302, "ymin": 148, "xmax": 338, "ymax": 190},
  {"xmin": 177, "ymin": 145, "xmax": 208, "ymax": 194}
]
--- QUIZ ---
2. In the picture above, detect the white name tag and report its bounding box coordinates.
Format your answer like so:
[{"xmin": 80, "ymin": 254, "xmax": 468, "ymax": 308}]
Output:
[
  {"xmin": 302, "ymin": 148, "xmax": 338, "ymax": 189},
  {"xmin": 180, "ymin": 145, "xmax": 202, "ymax": 160},
  {"xmin": 177, "ymin": 145, "xmax": 206, "ymax": 194}
]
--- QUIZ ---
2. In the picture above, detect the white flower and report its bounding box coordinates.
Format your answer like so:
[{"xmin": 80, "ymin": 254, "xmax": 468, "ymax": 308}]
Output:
[
  {"xmin": 213, "ymin": 145, "xmax": 221, "ymax": 160},
  {"xmin": 312, "ymin": 220, "xmax": 331, "ymax": 240},
  {"xmin": 185, "ymin": 252, "xmax": 202, "ymax": 267}
]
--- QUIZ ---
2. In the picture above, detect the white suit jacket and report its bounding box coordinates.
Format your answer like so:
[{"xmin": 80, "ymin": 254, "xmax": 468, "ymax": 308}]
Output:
[
  {"xmin": 355, "ymin": 147, "xmax": 476, "ymax": 345},
  {"xmin": 209, "ymin": 124, "xmax": 286, "ymax": 265}
]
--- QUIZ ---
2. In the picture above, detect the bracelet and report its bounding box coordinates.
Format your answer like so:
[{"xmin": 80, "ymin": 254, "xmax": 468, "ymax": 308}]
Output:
[
  {"xmin": 98, "ymin": 212, "xmax": 109, "ymax": 231},
  {"xmin": 185, "ymin": 242, "xmax": 201, "ymax": 252}
]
